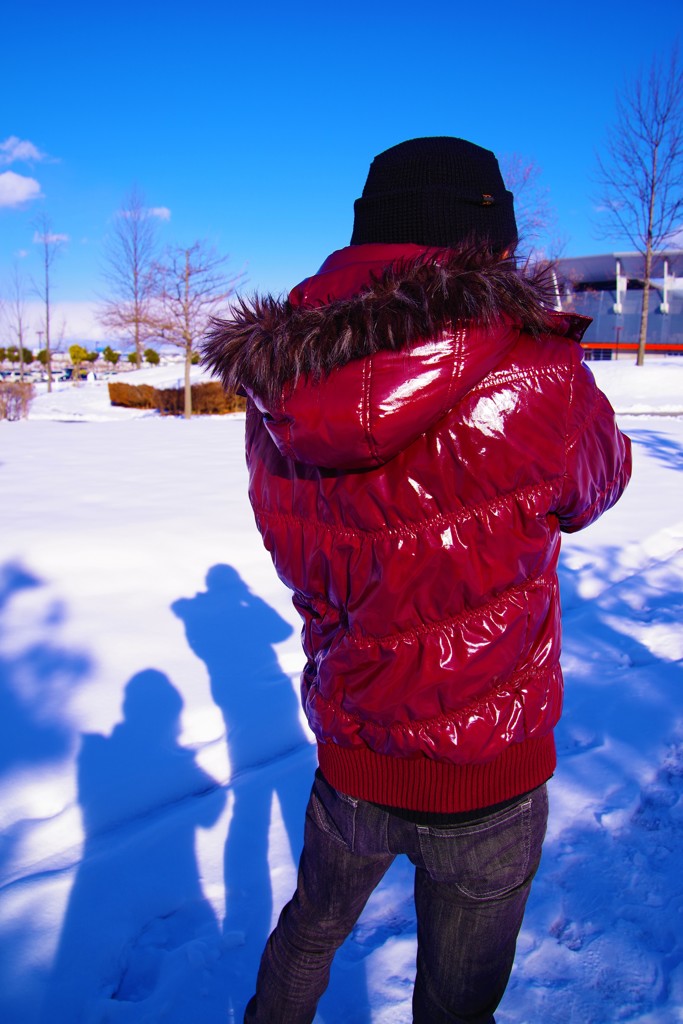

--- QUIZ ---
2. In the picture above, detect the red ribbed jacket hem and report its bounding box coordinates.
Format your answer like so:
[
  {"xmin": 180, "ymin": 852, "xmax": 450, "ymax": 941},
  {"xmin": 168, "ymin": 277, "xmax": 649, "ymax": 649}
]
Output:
[{"xmin": 317, "ymin": 733, "xmax": 556, "ymax": 813}]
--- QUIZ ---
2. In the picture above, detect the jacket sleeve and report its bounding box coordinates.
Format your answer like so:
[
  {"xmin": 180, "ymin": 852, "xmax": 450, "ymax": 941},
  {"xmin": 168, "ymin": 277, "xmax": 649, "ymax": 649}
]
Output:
[{"xmin": 554, "ymin": 349, "xmax": 632, "ymax": 533}]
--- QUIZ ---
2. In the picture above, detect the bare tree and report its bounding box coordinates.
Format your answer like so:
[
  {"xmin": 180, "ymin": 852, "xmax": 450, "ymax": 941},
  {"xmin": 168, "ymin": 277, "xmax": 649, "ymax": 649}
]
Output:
[
  {"xmin": 595, "ymin": 46, "xmax": 683, "ymax": 365},
  {"xmin": 154, "ymin": 242, "xmax": 244, "ymax": 418},
  {"xmin": 99, "ymin": 187, "xmax": 160, "ymax": 367},
  {"xmin": 33, "ymin": 213, "xmax": 66, "ymax": 392},
  {"xmin": 3, "ymin": 264, "xmax": 30, "ymax": 381},
  {"xmin": 501, "ymin": 154, "xmax": 563, "ymax": 261}
]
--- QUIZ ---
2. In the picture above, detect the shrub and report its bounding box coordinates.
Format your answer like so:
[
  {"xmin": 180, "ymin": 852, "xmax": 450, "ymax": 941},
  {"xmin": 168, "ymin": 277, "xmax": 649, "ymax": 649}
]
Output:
[
  {"xmin": 217, "ymin": 388, "xmax": 248, "ymax": 414},
  {"xmin": 107, "ymin": 380, "xmax": 246, "ymax": 415},
  {"xmin": 108, "ymin": 382, "xmax": 158, "ymax": 409},
  {"xmin": 154, "ymin": 387, "xmax": 184, "ymax": 415},
  {"xmin": 159, "ymin": 382, "xmax": 247, "ymax": 415},
  {"xmin": 0, "ymin": 382, "xmax": 35, "ymax": 421}
]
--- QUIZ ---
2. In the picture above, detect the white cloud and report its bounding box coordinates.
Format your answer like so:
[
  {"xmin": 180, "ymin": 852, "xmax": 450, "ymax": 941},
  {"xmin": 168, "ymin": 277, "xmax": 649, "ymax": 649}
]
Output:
[
  {"xmin": 148, "ymin": 206, "xmax": 171, "ymax": 221},
  {"xmin": 32, "ymin": 229, "xmax": 70, "ymax": 245},
  {"xmin": 0, "ymin": 170, "xmax": 42, "ymax": 207},
  {"xmin": 0, "ymin": 136, "xmax": 47, "ymax": 165}
]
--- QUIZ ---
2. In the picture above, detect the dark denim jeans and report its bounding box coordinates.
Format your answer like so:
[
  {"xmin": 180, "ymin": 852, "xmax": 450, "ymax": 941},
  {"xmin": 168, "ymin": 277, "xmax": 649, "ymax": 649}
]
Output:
[{"xmin": 244, "ymin": 772, "xmax": 548, "ymax": 1024}]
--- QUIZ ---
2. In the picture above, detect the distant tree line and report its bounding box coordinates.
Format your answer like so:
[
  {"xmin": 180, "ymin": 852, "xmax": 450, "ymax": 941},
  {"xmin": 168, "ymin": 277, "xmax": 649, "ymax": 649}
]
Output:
[{"xmin": 0, "ymin": 341, "xmax": 161, "ymax": 375}]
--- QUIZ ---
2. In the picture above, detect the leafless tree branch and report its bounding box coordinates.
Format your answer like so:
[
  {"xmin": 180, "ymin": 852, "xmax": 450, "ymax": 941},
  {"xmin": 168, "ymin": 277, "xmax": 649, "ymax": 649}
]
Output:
[
  {"xmin": 32, "ymin": 212, "xmax": 66, "ymax": 392},
  {"xmin": 152, "ymin": 241, "xmax": 246, "ymax": 417},
  {"xmin": 593, "ymin": 45, "xmax": 683, "ymax": 363},
  {"xmin": 2, "ymin": 264, "xmax": 30, "ymax": 381},
  {"xmin": 501, "ymin": 154, "xmax": 558, "ymax": 260},
  {"xmin": 98, "ymin": 186, "xmax": 161, "ymax": 365}
]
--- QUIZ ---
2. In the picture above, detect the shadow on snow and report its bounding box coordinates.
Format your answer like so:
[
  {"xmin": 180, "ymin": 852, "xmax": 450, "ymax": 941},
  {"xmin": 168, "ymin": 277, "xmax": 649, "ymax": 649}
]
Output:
[
  {"xmin": 44, "ymin": 668, "xmax": 227, "ymax": 1022},
  {"xmin": 172, "ymin": 564, "xmax": 382, "ymax": 1024},
  {"xmin": 0, "ymin": 562, "xmax": 91, "ymax": 1024},
  {"xmin": 499, "ymin": 537, "xmax": 683, "ymax": 1023},
  {"xmin": 4, "ymin": 512, "xmax": 681, "ymax": 1023}
]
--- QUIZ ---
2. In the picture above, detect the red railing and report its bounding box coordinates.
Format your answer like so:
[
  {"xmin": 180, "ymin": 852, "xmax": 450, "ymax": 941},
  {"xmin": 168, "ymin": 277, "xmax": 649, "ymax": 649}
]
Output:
[{"xmin": 581, "ymin": 341, "xmax": 683, "ymax": 352}]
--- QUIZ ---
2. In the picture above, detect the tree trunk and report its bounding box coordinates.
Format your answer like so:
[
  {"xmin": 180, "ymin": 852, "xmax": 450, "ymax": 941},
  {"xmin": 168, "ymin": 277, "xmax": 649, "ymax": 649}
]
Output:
[
  {"xmin": 45, "ymin": 261, "xmax": 52, "ymax": 393},
  {"xmin": 636, "ymin": 249, "xmax": 652, "ymax": 367},
  {"xmin": 134, "ymin": 312, "xmax": 144, "ymax": 368},
  {"xmin": 637, "ymin": 146, "xmax": 658, "ymax": 367},
  {"xmin": 134, "ymin": 265, "xmax": 142, "ymax": 368},
  {"xmin": 184, "ymin": 344, "xmax": 192, "ymax": 419},
  {"xmin": 183, "ymin": 251, "xmax": 192, "ymax": 419}
]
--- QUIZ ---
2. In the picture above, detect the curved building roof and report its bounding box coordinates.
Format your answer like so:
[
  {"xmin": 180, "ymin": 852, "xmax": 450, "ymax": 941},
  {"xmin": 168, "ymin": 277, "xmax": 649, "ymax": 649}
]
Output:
[{"xmin": 556, "ymin": 250, "xmax": 683, "ymax": 285}]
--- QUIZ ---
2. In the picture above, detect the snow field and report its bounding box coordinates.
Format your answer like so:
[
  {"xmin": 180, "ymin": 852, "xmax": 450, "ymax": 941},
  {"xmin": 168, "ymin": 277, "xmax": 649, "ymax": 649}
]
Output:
[{"xmin": 0, "ymin": 358, "xmax": 682, "ymax": 1022}]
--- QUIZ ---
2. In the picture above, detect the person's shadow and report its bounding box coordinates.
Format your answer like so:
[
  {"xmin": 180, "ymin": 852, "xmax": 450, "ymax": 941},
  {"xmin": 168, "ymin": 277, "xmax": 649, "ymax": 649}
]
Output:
[
  {"xmin": 172, "ymin": 565, "xmax": 315, "ymax": 1011},
  {"xmin": 45, "ymin": 669, "xmax": 226, "ymax": 1022}
]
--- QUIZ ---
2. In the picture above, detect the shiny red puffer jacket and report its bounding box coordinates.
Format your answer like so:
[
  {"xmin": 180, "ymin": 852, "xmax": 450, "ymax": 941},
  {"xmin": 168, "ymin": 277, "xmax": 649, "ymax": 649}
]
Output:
[{"xmin": 204, "ymin": 244, "xmax": 632, "ymax": 811}]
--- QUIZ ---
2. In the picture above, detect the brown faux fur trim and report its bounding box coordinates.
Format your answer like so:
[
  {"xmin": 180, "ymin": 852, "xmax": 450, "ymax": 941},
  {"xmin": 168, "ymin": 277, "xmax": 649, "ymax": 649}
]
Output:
[{"xmin": 202, "ymin": 247, "xmax": 559, "ymax": 401}]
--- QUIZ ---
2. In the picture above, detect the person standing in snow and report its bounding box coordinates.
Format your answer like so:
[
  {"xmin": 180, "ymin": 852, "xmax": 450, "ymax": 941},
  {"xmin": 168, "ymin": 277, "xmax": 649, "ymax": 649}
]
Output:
[{"xmin": 203, "ymin": 137, "xmax": 632, "ymax": 1024}]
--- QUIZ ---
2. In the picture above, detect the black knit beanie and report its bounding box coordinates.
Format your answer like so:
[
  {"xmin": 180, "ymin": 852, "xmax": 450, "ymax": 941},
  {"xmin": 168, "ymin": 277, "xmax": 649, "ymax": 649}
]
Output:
[{"xmin": 350, "ymin": 136, "xmax": 517, "ymax": 252}]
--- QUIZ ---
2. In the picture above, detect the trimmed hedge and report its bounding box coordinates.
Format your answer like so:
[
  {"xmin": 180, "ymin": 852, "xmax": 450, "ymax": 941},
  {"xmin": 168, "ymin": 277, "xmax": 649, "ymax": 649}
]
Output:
[
  {"xmin": 0, "ymin": 382, "xmax": 35, "ymax": 421},
  {"xmin": 108, "ymin": 383, "xmax": 158, "ymax": 409},
  {"xmin": 108, "ymin": 380, "xmax": 247, "ymax": 415}
]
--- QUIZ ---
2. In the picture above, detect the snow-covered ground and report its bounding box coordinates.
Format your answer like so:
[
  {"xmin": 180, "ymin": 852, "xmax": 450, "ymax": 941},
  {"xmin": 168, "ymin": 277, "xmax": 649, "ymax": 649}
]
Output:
[{"xmin": 1, "ymin": 357, "xmax": 682, "ymax": 1023}]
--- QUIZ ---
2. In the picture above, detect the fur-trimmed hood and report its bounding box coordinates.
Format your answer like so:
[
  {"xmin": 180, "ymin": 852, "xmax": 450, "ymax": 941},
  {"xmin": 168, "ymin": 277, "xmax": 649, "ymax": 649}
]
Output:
[{"xmin": 202, "ymin": 244, "xmax": 591, "ymax": 470}]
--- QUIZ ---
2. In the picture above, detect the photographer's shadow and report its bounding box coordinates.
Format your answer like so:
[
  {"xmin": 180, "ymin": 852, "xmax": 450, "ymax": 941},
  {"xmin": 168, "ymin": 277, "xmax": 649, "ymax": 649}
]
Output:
[
  {"xmin": 46, "ymin": 669, "xmax": 225, "ymax": 1021},
  {"xmin": 172, "ymin": 566, "xmax": 314, "ymax": 958}
]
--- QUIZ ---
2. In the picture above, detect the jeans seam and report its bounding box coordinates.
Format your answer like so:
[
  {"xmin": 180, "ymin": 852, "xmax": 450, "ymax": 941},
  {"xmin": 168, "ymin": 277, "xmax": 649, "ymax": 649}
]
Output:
[{"xmin": 310, "ymin": 791, "xmax": 350, "ymax": 848}]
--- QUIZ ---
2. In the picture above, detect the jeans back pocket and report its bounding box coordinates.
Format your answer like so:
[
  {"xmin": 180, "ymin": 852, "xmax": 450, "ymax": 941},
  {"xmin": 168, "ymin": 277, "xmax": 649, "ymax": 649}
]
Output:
[{"xmin": 417, "ymin": 787, "xmax": 547, "ymax": 900}]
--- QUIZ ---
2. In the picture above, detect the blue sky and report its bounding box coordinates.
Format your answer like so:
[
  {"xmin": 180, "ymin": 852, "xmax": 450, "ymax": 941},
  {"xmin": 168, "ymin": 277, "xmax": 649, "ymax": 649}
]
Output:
[{"xmin": 2, "ymin": 0, "xmax": 680, "ymax": 340}]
